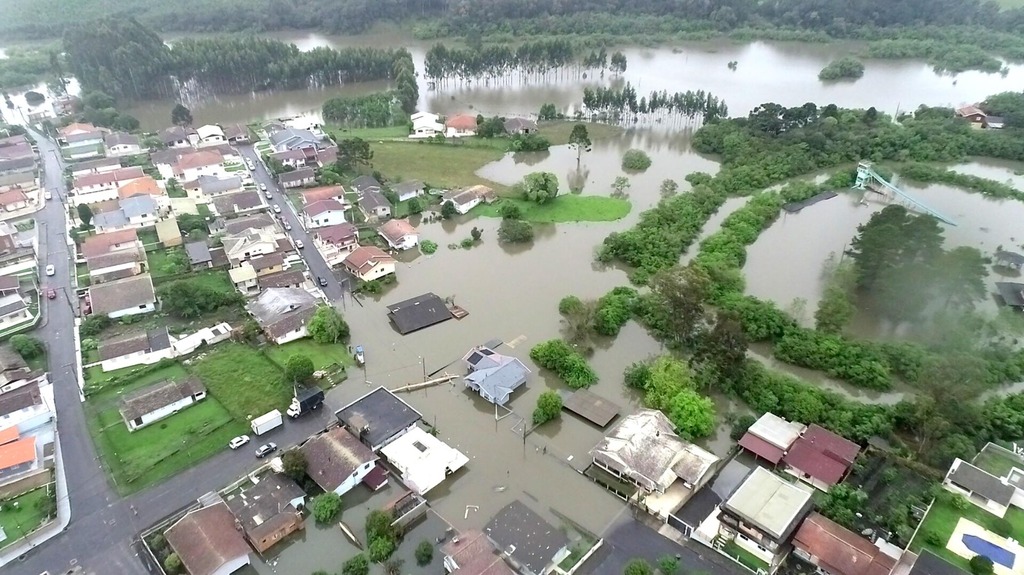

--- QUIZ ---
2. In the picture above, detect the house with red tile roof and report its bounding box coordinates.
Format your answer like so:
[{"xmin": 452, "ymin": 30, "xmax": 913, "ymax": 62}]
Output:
[
  {"xmin": 782, "ymin": 424, "xmax": 861, "ymax": 492},
  {"xmin": 793, "ymin": 513, "xmax": 898, "ymax": 575}
]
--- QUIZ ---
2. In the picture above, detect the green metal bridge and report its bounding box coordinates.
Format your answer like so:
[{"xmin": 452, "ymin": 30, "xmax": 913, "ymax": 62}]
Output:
[{"xmin": 853, "ymin": 161, "xmax": 957, "ymax": 226}]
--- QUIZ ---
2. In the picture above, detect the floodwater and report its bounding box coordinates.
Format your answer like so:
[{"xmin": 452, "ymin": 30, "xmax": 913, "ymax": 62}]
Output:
[{"xmin": 113, "ymin": 31, "xmax": 1024, "ymax": 129}]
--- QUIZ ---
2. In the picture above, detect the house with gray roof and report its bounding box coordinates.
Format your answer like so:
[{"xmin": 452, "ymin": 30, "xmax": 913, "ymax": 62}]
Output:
[
  {"xmin": 485, "ymin": 501, "xmax": 570, "ymax": 575},
  {"xmin": 279, "ymin": 167, "xmax": 316, "ymax": 189},
  {"xmin": 358, "ymin": 190, "xmax": 391, "ymax": 221},
  {"xmin": 462, "ymin": 346, "xmax": 530, "ymax": 406},
  {"xmin": 159, "ymin": 126, "xmax": 197, "ymax": 148},
  {"xmin": 198, "ymin": 175, "xmax": 243, "ymax": 197},
  {"xmin": 943, "ymin": 458, "xmax": 1017, "ymax": 518},
  {"xmin": 104, "ymin": 132, "xmax": 141, "ymax": 157},
  {"xmin": 98, "ymin": 327, "xmax": 174, "ymax": 372},
  {"xmin": 503, "ymin": 117, "xmax": 538, "ymax": 134},
  {"xmin": 245, "ymin": 287, "xmax": 318, "ymax": 344},
  {"xmin": 185, "ymin": 241, "xmax": 213, "ymax": 269},
  {"xmin": 93, "ymin": 196, "xmax": 162, "ymax": 233},
  {"xmin": 119, "ymin": 377, "xmax": 206, "ymax": 431},
  {"xmin": 350, "ymin": 175, "xmax": 382, "ymax": 194},
  {"xmin": 270, "ymin": 128, "xmax": 321, "ymax": 152},
  {"xmin": 393, "ymin": 180, "xmax": 425, "ymax": 202},
  {"xmin": 212, "ymin": 190, "xmax": 264, "ymax": 217},
  {"xmin": 88, "ymin": 273, "xmax": 156, "ymax": 319},
  {"xmin": 211, "ymin": 213, "xmax": 277, "ymax": 236},
  {"xmin": 0, "ymin": 157, "xmax": 35, "ymax": 177}
]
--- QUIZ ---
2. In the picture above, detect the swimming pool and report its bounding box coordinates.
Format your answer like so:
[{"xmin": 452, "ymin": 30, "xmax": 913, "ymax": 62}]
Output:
[{"xmin": 963, "ymin": 534, "xmax": 1016, "ymax": 568}]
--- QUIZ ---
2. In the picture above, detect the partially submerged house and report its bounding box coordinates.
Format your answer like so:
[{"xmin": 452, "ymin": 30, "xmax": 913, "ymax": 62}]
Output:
[
  {"xmin": 378, "ymin": 218, "xmax": 419, "ymax": 251},
  {"xmin": 165, "ymin": 502, "xmax": 252, "ymax": 575},
  {"xmin": 301, "ymin": 426, "xmax": 386, "ymax": 497},
  {"xmin": 461, "ymin": 345, "xmax": 530, "ymax": 406},
  {"xmin": 118, "ymin": 377, "xmax": 207, "ymax": 431},
  {"xmin": 387, "ymin": 292, "xmax": 452, "ymax": 335},
  {"xmin": 225, "ymin": 473, "xmax": 306, "ymax": 554},
  {"xmin": 245, "ymin": 287, "xmax": 318, "ymax": 344},
  {"xmin": 335, "ymin": 386, "xmax": 423, "ymax": 452},
  {"xmin": 443, "ymin": 529, "xmax": 516, "ymax": 575},
  {"xmin": 380, "ymin": 425, "xmax": 469, "ymax": 495},
  {"xmin": 484, "ymin": 500, "xmax": 569, "ymax": 575},
  {"xmin": 343, "ymin": 246, "xmax": 396, "ymax": 282}
]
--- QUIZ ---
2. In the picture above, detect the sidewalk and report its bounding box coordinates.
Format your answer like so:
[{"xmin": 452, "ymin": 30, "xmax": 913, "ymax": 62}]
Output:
[{"xmin": 0, "ymin": 433, "xmax": 71, "ymax": 567}]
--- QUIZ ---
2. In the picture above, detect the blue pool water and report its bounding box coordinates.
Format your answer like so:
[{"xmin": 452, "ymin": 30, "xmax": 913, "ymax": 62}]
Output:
[{"xmin": 963, "ymin": 534, "xmax": 1015, "ymax": 568}]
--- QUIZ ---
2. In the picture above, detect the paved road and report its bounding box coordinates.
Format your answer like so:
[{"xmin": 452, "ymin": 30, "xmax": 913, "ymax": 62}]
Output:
[{"xmin": 8, "ymin": 135, "xmax": 346, "ymax": 575}]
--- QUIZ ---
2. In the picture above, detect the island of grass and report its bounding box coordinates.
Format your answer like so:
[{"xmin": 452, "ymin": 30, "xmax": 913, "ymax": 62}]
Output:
[
  {"xmin": 478, "ymin": 196, "xmax": 630, "ymax": 223},
  {"xmin": 818, "ymin": 57, "xmax": 865, "ymax": 81}
]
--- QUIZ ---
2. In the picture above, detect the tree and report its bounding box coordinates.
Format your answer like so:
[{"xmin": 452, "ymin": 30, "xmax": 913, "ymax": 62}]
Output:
[
  {"xmin": 970, "ymin": 556, "xmax": 994, "ymax": 575},
  {"xmin": 665, "ymin": 389, "xmax": 716, "ymax": 439},
  {"xmin": 519, "ymin": 172, "xmax": 559, "ymax": 204},
  {"xmin": 366, "ymin": 509, "xmax": 397, "ymax": 543},
  {"xmin": 10, "ymin": 335, "xmax": 44, "ymax": 359},
  {"xmin": 471, "ymin": 227, "xmax": 483, "ymax": 241},
  {"xmin": 164, "ymin": 553, "xmax": 182, "ymax": 574},
  {"xmin": 533, "ymin": 390, "xmax": 563, "ymax": 425},
  {"xmin": 285, "ymin": 354, "xmax": 315, "ymax": 383},
  {"xmin": 477, "ymin": 115, "xmax": 506, "ymax": 138},
  {"xmin": 368, "ymin": 536, "xmax": 396, "ymax": 563},
  {"xmin": 499, "ymin": 202, "xmax": 523, "ymax": 220},
  {"xmin": 281, "ymin": 450, "xmax": 308, "ymax": 483},
  {"xmin": 658, "ymin": 556, "xmax": 679, "ymax": 575},
  {"xmin": 610, "ymin": 51, "xmax": 628, "ymax": 75},
  {"xmin": 343, "ymin": 554, "xmax": 370, "ymax": 575},
  {"xmin": 441, "ymin": 200, "xmax": 458, "ymax": 219},
  {"xmin": 624, "ymin": 559, "xmax": 652, "ymax": 575},
  {"xmin": 311, "ymin": 492, "xmax": 342, "ymax": 523},
  {"xmin": 611, "ymin": 176, "xmax": 630, "ymax": 197},
  {"xmin": 306, "ymin": 306, "xmax": 350, "ymax": 344},
  {"xmin": 157, "ymin": 277, "xmax": 242, "ymax": 318},
  {"xmin": 336, "ymin": 138, "xmax": 374, "ymax": 170},
  {"xmin": 384, "ymin": 558, "xmax": 405, "ymax": 575},
  {"xmin": 77, "ymin": 203, "xmax": 93, "ymax": 227},
  {"xmin": 692, "ymin": 313, "xmax": 748, "ymax": 389},
  {"xmin": 560, "ymin": 297, "xmax": 596, "ymax": 347},
  {"xmin": 621, "ymin": 149, "xmax": 652, "ymax": 171},
  {"xmin": 659, "ymin": 179, "xmax": 678, "ymax": 197},
  {"xmin": 415, "ymin": 541, "xmax": 434, "ymax": 566},
  {"xmin": 568, "ymin": 124, "xmax": 591, "ymax": 165},
  {"xmin": 539, "ymin": 103, "xmax": 558, "ymax": 121},
  {"xmin": 498, "ymin": 219, "xmax": 534, "ymax": 243},
  {"xmin": 937, "ymin": 247, "xmax": 987, "ymax": 308},
  {"xmin": 648, "ymin": 265, "xmax": 711, "ymax": 345},
  {"xmin": 819, "ymin": 484, "xmax": 867, "ymax": 528},
  {"xmin": 171, "ymin": 103, "xmax": 193, "ymax": 127},
  {"xmin": 407, "ymin": 197, "xmax": 423, "ymax": 214}
]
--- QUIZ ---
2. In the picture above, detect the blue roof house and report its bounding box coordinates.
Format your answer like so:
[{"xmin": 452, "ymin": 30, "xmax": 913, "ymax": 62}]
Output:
[{"xmin": 462, "ymin": 346, "xmax": 531, "ymax": 406}]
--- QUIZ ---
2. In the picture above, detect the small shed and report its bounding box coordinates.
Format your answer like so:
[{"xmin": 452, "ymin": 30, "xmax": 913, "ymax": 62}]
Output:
[
  {"xmin": 996, "ymin": 282, "xmax": 1024, "ymax": 308},
  {"xmin": 562, "ymin": 389, "xmax": 620, "ymax": 428},
  {"xmin": 995, "ymin": 250, "xmax": 1024, "ymax": 270}
]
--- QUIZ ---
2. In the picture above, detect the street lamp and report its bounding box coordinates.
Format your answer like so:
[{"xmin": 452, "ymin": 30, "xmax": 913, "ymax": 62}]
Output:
[{"xmin": 419, "ymin": 356, "xmax": 426, "ymax": 382}]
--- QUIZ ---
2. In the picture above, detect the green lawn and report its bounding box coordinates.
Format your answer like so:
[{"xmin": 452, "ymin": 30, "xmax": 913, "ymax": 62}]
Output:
[
  {"xmin": 0, "ymin": 486, "xmax": 52, "ymax": 549},
  {"xmin": 722, "ymin": 539, "xmax": 770, "ymax": 572},
  {"xmin": 147, "ymin": 246, "xmax": 187, "ymax": 278},
  {"xmin": 331, "ymin": 125, "xmax": 410, "ymax": 140},
  {"xmin": 368, "ymin": 141, "xmax": 506, "ymax": 192},
  {"xmin": 972, "ymin": 444, "xmax": 1022, "ymax": 477},
  {"xmin": 88, "ymin": 396, "xmax": 245, "ymax": 493},
  {"xmin": 184, "ymin": 269, "xmax": 234, "ymax": 292},
  {"xmin": 476, "ymin": 196, "xmax": 631, "ymax": 223},
  {"xmin": 137, "ymin": 228, "xmax": 159, "ymax": 246},
  {"xmin": 264, "ymin": 340, "xmax": 352, "ymax": 371},
  {"xmin": 911, "ymin": 495, "xmax": 1024, "ymax": 571},
  {"xmin": 188, "ymin": 343, "xmax": 290, "ymax": 420},
  {"xmin": 84, "ymin": 362, "xmax": 189, "ymax": 397},
  {"xmin": 536, "ymin": 121, "xmax": 623, "ymax": 146},
  {"xmin": 196, "ymin": 203, "xmax": 211, "ymax": 216}
]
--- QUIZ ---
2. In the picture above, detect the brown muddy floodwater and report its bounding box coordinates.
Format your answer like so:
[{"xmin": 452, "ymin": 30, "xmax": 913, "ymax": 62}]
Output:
[{"xmin": 118, "ymin": 32, "xmax": 1024, "ymax": 129}]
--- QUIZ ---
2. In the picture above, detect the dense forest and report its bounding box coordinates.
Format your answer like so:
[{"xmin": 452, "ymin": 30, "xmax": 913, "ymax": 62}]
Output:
[{"xmin": 63, "ymin": 18, "xmax": 410, "ymax": 100}]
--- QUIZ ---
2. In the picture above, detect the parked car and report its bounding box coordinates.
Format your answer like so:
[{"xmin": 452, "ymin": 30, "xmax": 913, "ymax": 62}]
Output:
[
  {"xmin": 255, "ymin": 443, "xmax": 277, "ymax": 458},
  {"xmin": 265, "ymin": 191, "xmax": 273, "ymax": 200},
  {"xmin": 44, "ymin": 191, "xmax": 52, "ymax": 200},
  {"xmin": 273, "ymin": 204, "xmax": 281, "ymax": 214},
  {"xmin": 259, "ymin": 183, "xmax": 267, "ymax": 192},
  {"xmin": 46, "ymin": 288, "xmax": 56, "ymax": 299},
  {"xmin": 295, "ymin": 239, "xmax": 304, "ymax": 249},
  {"xmin": 318, "ymin": 276, "xmax": 328, "ymax": 287},
  {"xmin": 45, "ymin": 264, "xmax": 55, "ymax": 276},
  {"xmin": 228, "ymin": 435, "xmax": 250, "ymax": 449},
  {"xmin": 283, "ymin": 222, "xmax": 292, "ymax": 231}
]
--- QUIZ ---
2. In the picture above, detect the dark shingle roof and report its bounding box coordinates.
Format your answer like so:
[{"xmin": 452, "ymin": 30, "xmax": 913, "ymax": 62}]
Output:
[
  {"xmin": 485, "ymin": 501, "xmax": 569, "ymax": 575},
  {"xmin": 947, "ymin": 459, "xmax": 1015, "ymax": 506},
  {"xmin": 119, "ymin": 377, "xmax": 205, "ymax": 422},
  {"xmin": 165, "ymin": 502, "xmax": 250, "ymax": 575},
  {"xmin": 909, "ymin": 551, "xmax": 971, "ymax": 575},
  {"xmin": 335, "ymin": 386, "xmax": 423, "ymax": 449},
  {"xmin": 301, "ymin": 427, "xmax": 377, "ymax": 492},
  {"xmin": 386, "ymin": 292, "xmax": 452, "ymax": 334}
]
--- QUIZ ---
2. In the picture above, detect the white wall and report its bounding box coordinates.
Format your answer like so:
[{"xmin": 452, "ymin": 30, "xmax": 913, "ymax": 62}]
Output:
[
  {"xmin": 212, "ymin": 554, "xmax": 251, "ymax": 575},
  {"xmin": 0, "ymin": 404, "xmax": 53, "ymax": 434},
  {"xmin": 108, "ymin": 301, "xmax": 156, "ymax": 319},
  {"xmin": 273, "ymin": 325, "xmax": 308, "ymax": 345},
  {"xmin": 100, "ymin": 346, "xmax": 175, "ymax": 372},
  {"xmin": 359, "ymin": 262, "xmax": 395, "ymax": 282},
  {"xmin": 128, "ymin": 393, "xmax": 204, "ymax": 431},
  {"xmin": 333, "ymin": 460, "xmax": 376, "ymax": 497},
  {"xmin": 73, "ymin": 187, "xmax": 119, "ymax": 204},
  {"xmin": 306, "ymin": 211, "xmax": 347, "ymax": 229},
  {"xmin": 0, "ymin": 258, "xmax": 37, "ymax": 278}
]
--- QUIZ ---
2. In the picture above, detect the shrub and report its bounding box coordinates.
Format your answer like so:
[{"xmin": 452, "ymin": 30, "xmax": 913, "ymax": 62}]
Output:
[
  {"xmin": 369, "ymin": 536, "xmax": 397, "ymax": 563},
  {"xmin": 80, "ymin": 314, "xmax": 112, "ymax": 336},
  {"xmin": 461, "ymin": 237, "xmax": 474, "ymax": 249},
  {"xmin": 157, "ymin": 276, "xmax": 243, "ymax": 319},
  {"xmin": 285, "ymin": 354, "xmax": 315, "ymax": 383},
  {"xmin": 924, "ymin": 531, "xmax": 944, "ymax": 546},
  {"xmin": 970, "ymin": 556, "xmax": 994, "ymax": 575},
  {"xmin": 623, "ymin": 361, "xmax": 652, "ymax": 390},
  {"xmin": 532, "ymin": 391, "xmax": 563, "ymax": 425},
  {"xmin": 991, "ymin": 517, "xmax": 1013, "ymax": 538},
  {"xmin": 529, "ymin": 339, "xmax": 597, "ymax": 388},
  {"xmin": 441, "ymin": 200, "xmax": 458, "ymax": 219},
  {"xmin": 818, "ymin": 57, "xmax": 866, "ymax": 81},
  {"xmin": 593, "ymin": 287, "xmax": 637, "ymax": 336},
  {"xmin": 729, "ymin": 414, "xmax": 757, "ymax": 441},
  {"xmin": 624, "ymin": 559, "xmax": 653, "ymax": 575},
  {"xmin": 498, "ymin": 219, "xmax": 534, "ymax": 243},
  {"xmin": 311, "ymin": 492, "xmax": 342, "ymax": 523},
  {"xmin": 951, "ymin": 494, "xmax": 969, "ymax": 510},
  {"xmin": 281, "ymin": 450, "xmax": 308, "ymax": 482},
  {"xmin": 343, "ymin": 554, "xmax": 370, "ymax": 575},
  {"xmin": 420, "ymin": 240, "xmax": 438, "ymax": 254},
  {"xmin": 149, "ymin": 533, "xmax": 167, "ymax": 553},
  {"xmin": 621, "ymin": 149, "xmax": 652, "ymax": 171},
  {"xmin": 164, "ymin": 553, "xmax": 182, "ymax": 574},
  {"xmin": 559, "ymin": 295, "xmax": 584, "ymax": 315},
  {"xmin": 10, "ymin": 335, "xmax": 44, "ymax": 359},
  {"xmin": 415, "ymin": 540, "xmax": 434, "ymax": 566}
]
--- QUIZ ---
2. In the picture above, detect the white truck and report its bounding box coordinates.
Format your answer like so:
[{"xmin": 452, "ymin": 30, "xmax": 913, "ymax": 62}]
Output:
[{"xmin": 250, "ymin": 409, "xmax": 283, "ymax": 436}]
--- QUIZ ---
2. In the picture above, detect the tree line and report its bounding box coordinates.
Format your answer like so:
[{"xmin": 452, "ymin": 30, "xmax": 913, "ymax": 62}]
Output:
[
  {"xmin": 582, "ymin": 84, "xmax": 728, "ymax": 124},
  {"xmin": 424, "ymin": 40, "xmax": 624, "ymax": 84},
  {"xmin": 64, "ymin": 17, "xmax": 412, "ymax": 100},
  {"xmin": 320, "ymin": 50, "xmax": 417, "ymax": 127}
]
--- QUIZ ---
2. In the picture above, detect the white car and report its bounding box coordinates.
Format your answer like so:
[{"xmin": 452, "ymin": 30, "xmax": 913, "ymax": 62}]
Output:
[
  {"xmin": 273, "ymin": 204, "xmax": 281, "ymax": 214},
  {"xmin": 259, "ymin": 183, "xmax": 267, "ymax": 192},
  {"xmin": 295, "ymin": 239, "xmax": 304, "ymax": 249},
  {"xmin": 283, "ymin": 222, "xmax": 292, "ymax": 231},
  {"xmin": 265, "ymin": 191, "xmax": 273, "ymax": 200},
  {"xmin": 44, "ymin": 191, "xmax": 52, "ymax": 200},
  {"xmin": 228, "ymin": 435, "xmax": 250, "ymax": 449},
  {"xmin": 45, "ymin": 264, "xmax": 55, "ymax": 276}
]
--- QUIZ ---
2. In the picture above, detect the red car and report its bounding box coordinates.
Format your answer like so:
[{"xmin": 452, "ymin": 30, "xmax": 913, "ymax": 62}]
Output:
[{"xmin": 46, "ymin": 288, "xmax": 56, "ymax": 299}]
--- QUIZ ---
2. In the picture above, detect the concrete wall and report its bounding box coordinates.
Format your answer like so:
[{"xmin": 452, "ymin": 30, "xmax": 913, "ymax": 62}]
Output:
[
  {"xmin": 129, "ymin": 393, "xmax": 204, "ymax": 431},
  {"xmin": 0, "ymin": 468, "xmax": 50, "ymax": 498},
  {"xmin": 108, "ymin": 301, "xmax": 156, "ymax": 319},
  {"xmin": 333, "ymin": 460, "xmax": 376, "ymax": 497},
  {"xmin": 99, "ymin": 346, "xmax": 175, "ymax": 372}
]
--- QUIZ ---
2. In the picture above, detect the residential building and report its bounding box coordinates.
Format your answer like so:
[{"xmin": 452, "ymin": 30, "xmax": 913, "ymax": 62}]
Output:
[
  {"xmin": 0, "ymin": 230, "xmax": 35, "ymax": 278},
  {"xmin": 943, "ymin": 458, "xmax": 1015, "ymax": 518},
  {"xmin": 60, "ymin": 123, "xmax": 103, "ymax": 145},
  {"xmin": 279, "ymin": 167, "xmax": 316, "ymax": 189},
  {"xmin": 70, "ymin": 157, "xmax": 121, "ymax": 177},
  {"xmin": 504, "ymin": 118, "xmax": 538, "ymax": 134},
  {"xmin": 198, "ymin": 175, "xmax": 244, "ymax": 199},
  {"xmin": 718, "ymin": 467, "xmax": 814, "ymax": 570},
  {"xmin": 984, "ymin": 116, "xmax": 1006, "ymax": 129},
  {"xmin": 335, "ymin": 386, "xmax": 423, "ymax": 452},
  {"xmin": 301, "ymin": 185, "xmax": 345, "ymax": 205},
  {"xmin": 270, "ymin": 128, "xmax": 322, "ymax": 152},
  {"xmin": 782, "ymin": 424, "xmax": 862, "ymax": 492},
  {"xmin": 393, "ymin": 180, "xmax": 425, "ymax": 202},
  {"xmin": 461, "ymin": 346, "xmax": 530, "ymax": 406},
  {"xmin": 387, "ymin": 292, "xmax": 452, "ymax": 335},
  {"xmin": 313, "ymin": 222, "xmax": 359, "ymax": 266},
  {"xmin": 0, "ymin": 345, "xmax": 32, "ymax": 389},
  {"xmin": 0, "ymin": 276, "xmax": 19, "ymax": 298},
  {"xmin": 0, "ymin": 157, "xmax": 36, "ymax": 177},
  {"xmin": 0, "ymin": 286, "xmax": 31, "ymax": 331},
  {"xmin": 259, "ymin": 269, "xmax": 306, "ymax": 289},
  {"xmin": 269, "ymin": 147, "xmax": 322, "ymax": 169},
  {"xmin": 350, "ymin": 175, "xmax": 382, "ymax": 195},
  {"xmin": 245, "ymin": 287, "xmax": 318, "ymax": 344},
  {"xmin": 117, "ymin": 176, "xmax": 163, "ymax": 201},
  {"xmin": 359, "ymin": 190, "xmax": 392, "ymax": 221},
  {"xmin": 119, "ymin": 377, "xmax": 207, "ymax": 431},
  {"xmin": 156, "ymin": 218, "xmax": 183, "ymax": 247},
  {"xmin": 223, "ymin": 229, "xmax": 279, "ymax": 267},
  {"xmin": 972, "ymin": 442, "xmax": 1024, "ymax": 509},
  {"xmin": 86, "ymin": 248, "xmax": 143, "ymax": 284},
  {"xmin": 73, "ymin": 166, "xmax": 145, "ymax": 201},
  {"xmin": 410, "ymin": 112, "xmax": 444, "ymax": 139},
  {"xmin": 165, "ymin": 502, "xmax": 252, "ymax": 575},
  {"xmin": 158, "ymin": 126, "xmax": 198, "ymax": 148},
  {"xmin": 443, "ymin": 188, "xmax": 483, "ymax": 215},
  {"xmin": 0, "ymin": 188, "xmax": 28, "ymax": 212},
  {"xmin": 907, "ymin": 550, "xmax": 970, "ymax": 575},
  {"xmin": 956, "ymin": 105, "xmax": 987, "ymax": 124},
  {"xmin": 443, "ymin": 529, "xmax": 516, "ymax": 575},
  {"xmin": 104, "ymin": 132, "xmax": 141, "ymax": 157},
  {"xmin": 792, "ymin": 512, "xmax": 899, "ymax": 575},
  {"xmin": 229, "ymin": 263, "xmax": 260, "ymax": 295},
  {"xmin": 93, "ymin": 195, "xmax": 162, "ymax": 232},
  {"xmin": 0, "ymin": 432, "xmax": 38, "ymax": 485},
  {"xmin": 342, "ymin": 246, "xmax": 396, "ymax": 282},
  {"xmin": 173, "ymin": 150, "xmax": 225, "ymax": 181},
  {"xmin": 81, "ymin": 229, "xmax": 142, "ymax": 259},
  {"xmin": 0, "ymin": 380, "xmax": 52, "ymax": 433},
  {"xmin": 301, "ymin": 426, "xmax": 382, "ymax": 497},
  {"xmin": 225, "ymin": 473, "xmax": 306, "ymax": 553},
  {"xmin": 380, "ymin": 425, "xmax": 469, "ymax": 495},
  {"xmin": 212, "ymin": 213, "xmax": 277, "ymax": 236},
  {"xmin": 88, "ymin": 274, "xmax": 157, "ymax": 319},
  {"xmin": 98, "ymin": 328, "xmax": 173, "ymax": 372},
  {"xmin": 171, "ymin": 322, "xmax": 233, "ymax": 356},
  {"xmin": 250, "ymin": 251, "xmax": 285, "ymax": 277},
  {"xmin": 378, "ymin": 218, "xmax": 419, "ymax": 251},
  {"xmin": 0, "ymin": 172, "xmax": 34, "ymax": 194},
  {"xmin": 195, "ymin": 124, "xmax": 226, "ymax": 147},
  {"xmin": 186, "ymin": 241, "xmax": 214, "ymax": 270},
  {"xmin": 738, "ymin": 412, "xmax": 806, "ymax": 464},
  {"xmin": 484, "ymin": 501, "xmax": 570, "ymax": 575},
  {"xmin": 211, "ymin": 190, "xmax": 264, "ymax": 218},
  {"xmin": 446, "ymin": 114, "xmax": 478, "ymax": 138},
  {"xmin": 303, "ymin": 199, "xmax": 347, "ymax": 229},
  {"xmin": 0, "ymin": 136, "xmax": 33, "ymax": 162},
  {"xmin": 222, "ymin": 124, "xmax": 249, "ymax": 144}
]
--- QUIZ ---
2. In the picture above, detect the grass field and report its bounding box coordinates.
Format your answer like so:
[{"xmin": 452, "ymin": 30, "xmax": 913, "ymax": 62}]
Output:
[
  {"xmin": 88, "ymin": 396, "xmax": 245, "ymax": 493},
  {"xmin": 330, "ymin": 125, "xmax": 410, "ymax": 140},
  {"xmin": 476, "ymin": 196, "xmax": 631, "ymax": 223},
  {"xmin": 264, "ymin": 340, "xmax": 351, "ymax": 371},
  {"xmin": 84, "ymin": 362, "xmax": 188, "ymax": 397},
  {"xmin": 536, "ymin": 121, "xmax": 623, "ymax": 145},
  {"xmin": 147, "ymin": 246, "xmax": 186, "ymax": 278},
  {"xmin": 189, "ymin": 343, "xmax": 290, "ymax": 420},
  {"xmin": 911, "ymin": 494, "xmax": 1024, "ymax": 570},
  {"xmin": 368, "ymin": 141, "xmax": 506, "ymax": 192},
  {"xmin": 0, "ymin": 486, "xmax": 52, "ymax": 549}
]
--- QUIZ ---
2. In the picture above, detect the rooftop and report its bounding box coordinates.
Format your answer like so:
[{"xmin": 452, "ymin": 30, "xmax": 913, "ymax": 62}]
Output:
[
  {"xmin": 335, "ymin": 386, "xmax": 423, "ymax": 449},
  {"xmin": 198, "ymin": 175, "xmax": 243, "ymax": 196},
  {"xmin": 387, "ymin": 292, "xmax": 452, "ymax": 334},
  {"xmin": 86, "ymin": 248, "xmax": 142, "ymax": 272},
  {"xmin": 344, "ymin": 246, "xmax": 395, "ymax": 275},
  {"xmin": 783, "ymin": 424, "xmax": 862, "ymax": 486},
  {"xmin": 260, "ymin": 269, "xmax": 306, "ymax": 288},
  {"xmin": 447, "ymin": 114, "xmax": 478, "ymax": 131},
  {"xmin": 175, "ymin": 150, "xmax": 224, "ymax": 172},
  {"xmin": 721, "ymin": 467, "xmax": 813, "ymax": 541},
  {"xmin": 89, "ymin": 274, "xmax": 155, "ymax": 315},
  {"xmin": 945, "ymin": 458, "xmax": 1015, "ymax": 507},
  {"xmin": 224, "ymin": 473, "xmax": 305, "ymax": 544},
  {"xmin": 218, "ymin": 213, "xmax": 276, "ymax": 235},
  {"xmin": 739, "ymin": 412, "xmax": 806, "ymax": 463},
  {"xmin": 301, "ymin": 185, "xmax": 345, "ymax": 204},
  {"xmin": 304, "ymin": 198, "xmax": 345, "ymax": 217},
  {"xmin": 119, "ymin": 377, "xmax": 206, "ymax": 422},
  {"xmin": 98, "ymin": 327, "xmax": 171, "ymax": 361},
  {"xmin": 315, "ymin": 222, "xmax": 358, "ymax": 245},
  {"xmin": 379, "ymin": 425, "xmax": 469, "ymax": 495},
  {"xmin": 279, "ymin": 167, "xmax": 315, "ymax": 183},
  {"xmin": 245, "ymin": 287, "xmax": 317, "ymax": 339},
  {"xmin": 0, "ymin": 382, "xmax": 41, "ymax": 417},
  {"xmin": 0, "ymin": 435, "xmax": 35, "ymax": 471},
  {"xmin": 485, "ymin": 500, "xmax": 569, "ymax": 575},
  {"xmin": 350, "ymin": 175, "xmax": 381, "ymax": 193},
  {"xmin": 562, "ymin": 388, "xmax": 620, "ymax": 428},
  {"xmin": 378, "ymin": 218, "xmax": 418, "ymax": 244},
  {"xmin": 165, "ymin": 502, "xmax": 251, "ymax": 575},
  {"xmin": 359, "ymin": 189, "xmax": 390, "ymax": 211},
  {"xmin": 462, "ymin": 346, "xmax": 530, "ymax": 406},
  {"xmin": 909, "ymin": 551, "xmax": 971, "ymax": 575},
  {"xmin": 185, "ymin": 241, "xmax": 213, "ymax": 265},
  {"xmin": 117, "ymin": 176, "xmax": 162, "ymax": 199},
  {"xmin": 301, "ymin": 426, "xmax": 377, "ymax": 492},
  {"xmin": 443, "ymin": 530, "xmax": 515, "ymax": 575},
  {"xmin": 793, "ymin": 513, "xmax": 896, "ymax": 575}
]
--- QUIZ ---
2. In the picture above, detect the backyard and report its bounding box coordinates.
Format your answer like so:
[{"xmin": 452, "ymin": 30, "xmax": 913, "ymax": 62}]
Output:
[
  {"xmin": 972, "ymin": 443, "xmax": 1023, "ymax": 478},
  {"xmin": 0, "ymin": 486, "xmax": 53, "ymax": 550},
  {"xmin": 476, "ymin": 196, "xmax": 631, "ymax": 223},
  {"xmin": 368, "ymin": 141, "xmax": 507, "ymax": 192},
  {"xmin": 844, "ymin": 449, "xmax": 937, "ymax": 547},
  {"xmin": 188, "ymin": 342, "xmax": 291, "ymax": 420},
  {"xmin": 910, "ymin": 493, "xmax": 1024, "ymax": 570},
  {"xmin": 263, "ymin": 339, "xmax": 351, "ymax": 371},
  {"xmin": 146, "ymin": 246, "xmax": 187, "ymax": 279}
]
